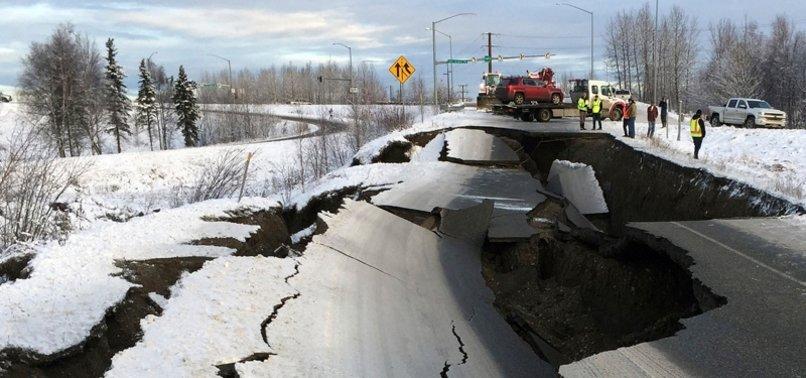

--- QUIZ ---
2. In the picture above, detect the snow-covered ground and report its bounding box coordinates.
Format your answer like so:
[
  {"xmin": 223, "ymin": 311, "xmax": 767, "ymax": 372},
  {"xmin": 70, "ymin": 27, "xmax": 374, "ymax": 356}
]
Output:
[
  {"xmin": 201, "ymin": 103, "xmax": 436, "ymax": 126},
  {"xmin": 0, "ymin": 103, "xmax": 341, "ymax": 225},
  {"xmin": 0, "ymin": 197, "xmax": 276, "ymax": 355}
]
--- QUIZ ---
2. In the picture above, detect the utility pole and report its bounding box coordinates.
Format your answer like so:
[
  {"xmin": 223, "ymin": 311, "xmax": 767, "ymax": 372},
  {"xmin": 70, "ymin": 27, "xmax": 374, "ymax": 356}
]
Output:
[
  {"xmin": 432, "ymin": 13, "xmax": 475, "ymax": 107},
  {"xmin": 459, "ymin": 84, "xmax": 467, "ymax": 103},
  {"xmin": 487, "ymin": 32, "xmax": 493, "ymax": 74}
]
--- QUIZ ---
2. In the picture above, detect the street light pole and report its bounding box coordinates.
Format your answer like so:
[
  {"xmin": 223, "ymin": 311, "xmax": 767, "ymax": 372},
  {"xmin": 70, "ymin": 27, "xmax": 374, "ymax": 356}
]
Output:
[
  {"xmin": 429, "ymin": 28, "xmax": 454, "ymax": 104},
  {"xmin": 208, "ymin": 53, "xmax": 233, "ymax": 98},
  {"xmin": 431, "ymin": 12, "xmax": 475, "ymax": 107},
  {"xmin": 652, "ymin": 0, "xmax": 659, "ymax": 105},
  {"xmin": 333, "ymin": 43, "xmax": 353, "ymax": 93},
  {"xmin": 558, "ymin": 3, "xmax": 594, "ymax": 80},
  {"xmin": 432, "ymin": 21, "xmax": 437, "ymax": 106}
]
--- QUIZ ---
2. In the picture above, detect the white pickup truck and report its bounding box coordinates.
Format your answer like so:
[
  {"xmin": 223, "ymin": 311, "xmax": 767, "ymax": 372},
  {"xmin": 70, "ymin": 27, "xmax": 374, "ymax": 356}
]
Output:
[{"xmin": 708, "ymin": 98, "xmax": 787, "ymax": 128}]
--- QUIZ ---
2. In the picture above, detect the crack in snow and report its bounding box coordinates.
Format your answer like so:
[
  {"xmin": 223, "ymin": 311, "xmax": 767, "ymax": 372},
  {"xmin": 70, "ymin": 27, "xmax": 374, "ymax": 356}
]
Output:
[
  {"xmin": 260, "ymin": 292, "xmax": 301, "ymax": 347},
  {"xmin": 439, "ymin": 321, "xmax": 469, "ymax": 377},
  {"xmin": 260, "ymin": 259, "xmax": 303, "ymax": 348},
  {"xmin": 284, "ymin": 259, "xmax": 301, "ymax": 284}
]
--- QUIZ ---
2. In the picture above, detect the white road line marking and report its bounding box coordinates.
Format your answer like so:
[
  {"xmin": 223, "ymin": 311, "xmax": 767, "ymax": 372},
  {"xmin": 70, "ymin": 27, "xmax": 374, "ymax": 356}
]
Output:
[{"xmin": 671, "ymin": 222, "xmax": 806, "ymax": 288}]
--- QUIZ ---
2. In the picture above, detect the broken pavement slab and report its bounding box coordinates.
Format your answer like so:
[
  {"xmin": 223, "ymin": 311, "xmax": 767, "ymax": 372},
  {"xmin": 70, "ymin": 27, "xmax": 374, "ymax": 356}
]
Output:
[
  {"xmin": 560, "ymin": 217, "xmax": 806, "ymax": 377},
  {"xmin": 547, "ymin": 160, "xmax": 608, "ymax": 215},
  {"xmin": 444, "ymin": 128, "xmax": 520, "ymax": 165},
  {"xmin": 371, "ymin": 162, "xmax": 545, "ymax": 241},
  {"xmin": 438, "ymin": 200, "xmax": 494, "ymax": 245},
  {"xmin": 253, "ymin": 200, "xmax": 554, "ymax": 376}
]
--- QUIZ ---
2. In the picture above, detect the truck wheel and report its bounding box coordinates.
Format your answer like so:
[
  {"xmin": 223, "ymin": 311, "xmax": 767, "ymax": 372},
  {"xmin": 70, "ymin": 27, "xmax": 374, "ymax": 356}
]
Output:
[
  {"xmin": 710, "ymin": 114, "xmax": 721, "ymax": 127},
  {"xmin": 520, "ymin": 112, "xmax": 534, "ymax": 122},
  {"xmin": 744, "ymin": 116, "xmax": 755, "ymax": 129},
  {"xmin": 551, "ymin": 93, "xmax": 561, "ymax": 105},
  {"xmin": 537, "ymin": 109, "xmax": 552, "ymax": 122},
  {"xmin": 612, "ymin": 108, "xmax": 623, "ymax": 122},
  {"xmin": 514, "ymin": 93, "xmax": 525, "ymax": 105}
]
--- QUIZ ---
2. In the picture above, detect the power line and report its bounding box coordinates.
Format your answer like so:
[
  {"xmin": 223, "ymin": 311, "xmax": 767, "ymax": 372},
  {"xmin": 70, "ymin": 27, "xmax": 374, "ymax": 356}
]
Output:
[{"xmin": 497, "ymin": 33, "xmax": 590, "ymax": 40}]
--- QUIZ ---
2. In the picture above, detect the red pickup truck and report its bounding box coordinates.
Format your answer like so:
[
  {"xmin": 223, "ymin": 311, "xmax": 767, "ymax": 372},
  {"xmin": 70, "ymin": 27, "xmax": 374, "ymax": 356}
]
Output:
[{"xmin": 495, "ymin": 77, "xmax": 564, "ymax": 105}]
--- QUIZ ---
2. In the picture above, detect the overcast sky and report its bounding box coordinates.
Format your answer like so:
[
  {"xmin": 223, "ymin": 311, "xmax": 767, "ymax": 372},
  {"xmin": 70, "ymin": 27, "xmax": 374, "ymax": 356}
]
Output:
[{"xmin": 1, "ymin": 0, "xmax": 805, "ymax": 94}]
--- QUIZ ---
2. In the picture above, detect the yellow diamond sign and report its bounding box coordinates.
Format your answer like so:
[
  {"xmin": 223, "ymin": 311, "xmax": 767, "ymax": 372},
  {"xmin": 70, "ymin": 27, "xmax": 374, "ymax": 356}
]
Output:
[{"xmin": 389, "ymin": 55, "xmax": 415, "ymax": 84}]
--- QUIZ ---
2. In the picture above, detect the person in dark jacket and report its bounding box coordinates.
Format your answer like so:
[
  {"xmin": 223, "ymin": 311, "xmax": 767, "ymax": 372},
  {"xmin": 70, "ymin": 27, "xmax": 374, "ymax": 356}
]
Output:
[
  {"xmin": 690, "ymin": 109, "xmax": 707, "ymax": 159},
  {"xmin": 659, "ymin": 97, "xmax": 668, "ymax": 128},
  {"xmin": 647, "ymin": 103, "xmax": 659, "ymax": 138}
]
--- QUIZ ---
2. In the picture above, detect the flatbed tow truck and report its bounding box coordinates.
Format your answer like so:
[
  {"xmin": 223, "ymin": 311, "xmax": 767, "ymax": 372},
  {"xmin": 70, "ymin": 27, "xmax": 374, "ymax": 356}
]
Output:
[{"xmin": 492, "ymin": 102, "xmax": 578, "ymax": 122}]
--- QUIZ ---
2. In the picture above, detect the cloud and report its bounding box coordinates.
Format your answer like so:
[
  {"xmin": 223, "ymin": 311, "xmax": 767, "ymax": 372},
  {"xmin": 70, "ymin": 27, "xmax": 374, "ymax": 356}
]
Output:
[
  {"xmin": 114, "ymin": 7, "xmax": 392, "ymax": 48},
  {"xmin": 393, "ymin": 35, "xmax": 429, "ymax": 45}
]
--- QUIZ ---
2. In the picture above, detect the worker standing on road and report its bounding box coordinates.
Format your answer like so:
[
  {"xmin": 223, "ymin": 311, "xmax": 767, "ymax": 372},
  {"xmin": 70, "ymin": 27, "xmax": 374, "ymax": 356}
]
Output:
[
  {"xmin": 622, "ymin": 106, "xmax": 629, "ymax": 136},
  {"xmin": 659, "ymin": 97, "xmax": 668, "ymax": 128},
  {"xmin": 591, "ymin": 95, "xmax": 603, "ymax": 130},
  {"xmin": 647, "ymin": 102, "xmax": 659, "ymax": 138},
  {"xmin": 627, "ymin": 98, "xmax": 637, "ymax": 138},
  {"xmin": 690, "ymin": 109, "xmax": 706, "ymax": 159},
  {"xmin": 577, "ymin": 96, "xmax": 588, "ymax": 130}
]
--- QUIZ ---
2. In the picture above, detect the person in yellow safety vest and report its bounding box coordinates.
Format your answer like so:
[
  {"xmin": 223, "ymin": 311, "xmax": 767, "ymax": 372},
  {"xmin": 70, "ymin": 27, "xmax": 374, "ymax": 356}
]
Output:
[
  {"xmin": 591, "ymin": 95, "xmax": 603, "ymax": 130},
  {"xmin": 577, "ymin": 96, "xmax": 588, "ymax": 130},
  {"xmin": 690, "ymin": 109, "xmax": 707, "ymax": 159}
]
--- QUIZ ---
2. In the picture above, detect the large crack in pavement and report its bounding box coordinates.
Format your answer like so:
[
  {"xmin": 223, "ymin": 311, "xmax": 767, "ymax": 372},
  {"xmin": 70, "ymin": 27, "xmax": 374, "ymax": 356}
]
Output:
[{"xmin": 440, "ymin": 321, "xmax": 469, "ymax": 377}]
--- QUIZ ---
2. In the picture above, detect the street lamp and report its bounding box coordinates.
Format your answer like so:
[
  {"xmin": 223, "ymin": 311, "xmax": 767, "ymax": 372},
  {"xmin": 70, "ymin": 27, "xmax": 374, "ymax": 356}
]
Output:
[
  {"xmin": 333, "ymin": 42, "xmax": 353, "ymax": 95},
  {"xmin": 208, "ymin": 53, "xmax": 233, "ymax": 97},
  {"xmin": 557, "ymin": 3, "xmax": 594, "ymax": 80},
  {"xmin": 146, "ymin": 51, "xmax": 158, "ymax": 72},
  {"xmin": 427, "ymin": 27, "xmax": 453, "ymax": 103},
  {"xmin": 432, "ymin": 12, "xmax": 475, "ymax": 106}
]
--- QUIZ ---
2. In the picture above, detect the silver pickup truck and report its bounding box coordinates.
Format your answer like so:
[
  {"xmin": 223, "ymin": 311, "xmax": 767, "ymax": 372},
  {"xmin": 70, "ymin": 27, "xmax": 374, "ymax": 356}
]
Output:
[
  {"xmin": 0, "ymin": 92, "xmax": 11, "ymax": 103},
  {"xmin": 708, "ymin": 98, "xmax": 787, "ymax": 128}
]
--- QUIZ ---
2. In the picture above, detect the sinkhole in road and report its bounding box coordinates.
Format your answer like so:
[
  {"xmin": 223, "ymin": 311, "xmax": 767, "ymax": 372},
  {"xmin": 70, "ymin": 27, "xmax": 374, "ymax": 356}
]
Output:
[{"xmin": 365, "ymin": 128, "xmax": 802, "ymax": 368}]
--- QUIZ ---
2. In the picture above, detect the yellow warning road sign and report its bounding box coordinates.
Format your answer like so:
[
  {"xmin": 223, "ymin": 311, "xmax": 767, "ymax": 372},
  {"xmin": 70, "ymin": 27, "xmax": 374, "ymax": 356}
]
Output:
[{"xmin": 389, "ymin": 55, "xmax": 415, "ymax": 84}]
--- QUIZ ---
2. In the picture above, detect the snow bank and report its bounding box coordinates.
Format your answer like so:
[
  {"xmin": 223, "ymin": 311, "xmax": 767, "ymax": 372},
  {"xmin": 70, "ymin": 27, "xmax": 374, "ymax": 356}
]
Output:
[
  {"xmin": 288, "ymin": 163, "xmax": 411, "ymax": 210},
  {"xmin": 410, "ymin": 133, "xmax": 445, "ymax": 162},
  {"xmin": 107, "ymin": 256, "xmax": 298, "ymax": 377},
  {"xmin": 599, "ymin": 119, "xmax": 806, "ymax": 207},
  {"xmin": 351, "ymin": 131, "xmax": 408, "ymax": 164},
  {"xmin": 0, "ymin": 197, "xmax": 278, "ymax": 356}
]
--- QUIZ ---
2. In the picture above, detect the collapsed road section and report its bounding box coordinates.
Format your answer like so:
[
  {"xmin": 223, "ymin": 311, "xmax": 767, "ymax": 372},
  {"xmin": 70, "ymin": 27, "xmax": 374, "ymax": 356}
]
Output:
[{"xmin": 246, "ymin": 199, "xmax": 553, "ymax": 376}]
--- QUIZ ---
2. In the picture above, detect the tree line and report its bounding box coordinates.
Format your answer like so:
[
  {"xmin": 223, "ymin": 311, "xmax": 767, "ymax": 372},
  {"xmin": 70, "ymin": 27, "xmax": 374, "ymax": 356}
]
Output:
[
  {"xmin": 604, "ymin": 5, "xmax": 806, "ymax": 128},
  {"xmin": 196, "ymin": 61, "xmax": 449, "ymax": 106},
  {"xmin": 18, "ymin": 23, "xmax": 201, "ymax": 157}
]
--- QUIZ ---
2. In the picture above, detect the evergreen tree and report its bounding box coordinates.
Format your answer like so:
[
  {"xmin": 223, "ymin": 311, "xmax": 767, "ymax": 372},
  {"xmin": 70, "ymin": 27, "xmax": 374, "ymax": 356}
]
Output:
[
  {"xmin": 104, "ymin": 38, "xmax": 131, "ymax": 153},
  {"xmin": 173, "ymin": 65, "xmax": 200, "ymax": 147},
  {"xmin": 135, "ymin": 59, "xmax": 158, "ymax": 150}
]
